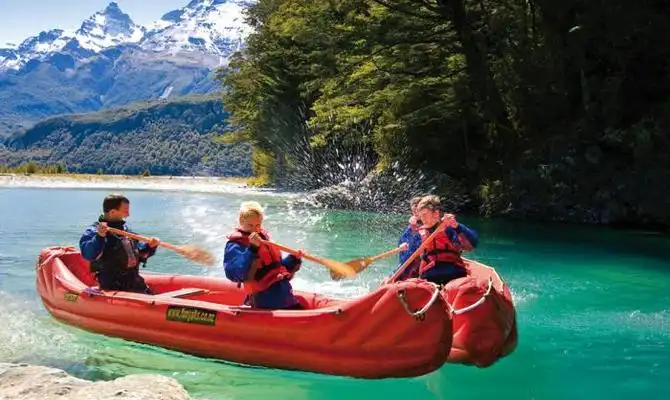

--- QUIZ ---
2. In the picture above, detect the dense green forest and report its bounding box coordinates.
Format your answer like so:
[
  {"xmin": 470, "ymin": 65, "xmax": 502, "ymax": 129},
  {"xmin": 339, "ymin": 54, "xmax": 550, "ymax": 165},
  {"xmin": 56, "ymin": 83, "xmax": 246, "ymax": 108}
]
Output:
[
  {"xmin": 0, "ymin": 94, "xmax": 251, "ymax": 176},
  {"xmin": 219, "ymin": 0, "xmax": 670, "ymax": 229}
]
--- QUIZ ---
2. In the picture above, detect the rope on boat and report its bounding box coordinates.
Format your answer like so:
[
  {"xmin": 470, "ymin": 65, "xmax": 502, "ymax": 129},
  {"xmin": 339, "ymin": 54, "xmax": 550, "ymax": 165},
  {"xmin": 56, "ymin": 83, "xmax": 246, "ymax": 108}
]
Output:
[
  {"xmin": 396, "ymin": 283, "xmax": 442, "ymax": 320},
  {"xmin": 446, "ymin": 276, "xmax": 493, "ymax": 315}
]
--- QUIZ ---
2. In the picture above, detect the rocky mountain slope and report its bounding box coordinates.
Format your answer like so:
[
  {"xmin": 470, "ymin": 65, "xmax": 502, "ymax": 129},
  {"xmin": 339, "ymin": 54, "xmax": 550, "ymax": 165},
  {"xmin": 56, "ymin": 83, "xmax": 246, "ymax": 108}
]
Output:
[{"xmin": 0, "ymin": 0, "xmax": 253, "ymax": 135}]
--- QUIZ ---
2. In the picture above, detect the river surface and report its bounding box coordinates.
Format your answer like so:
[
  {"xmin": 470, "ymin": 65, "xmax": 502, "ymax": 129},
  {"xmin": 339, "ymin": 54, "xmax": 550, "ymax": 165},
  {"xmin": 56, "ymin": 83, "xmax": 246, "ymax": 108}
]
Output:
[{"xmin": 1, "ymin": 186, "xmax": 668, "ymax": 399}]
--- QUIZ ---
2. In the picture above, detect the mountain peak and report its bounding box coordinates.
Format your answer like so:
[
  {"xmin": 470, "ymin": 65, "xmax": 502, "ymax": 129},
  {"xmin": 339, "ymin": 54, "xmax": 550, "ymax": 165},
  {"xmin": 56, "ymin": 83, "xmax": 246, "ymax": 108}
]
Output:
[
  {"xmin": 74, "ymin": 1, "xmax": 144, "ymax": 51},
  {"xmin": 102, "ymin": 2, "xmax": 127, "ymax": 19},
  {"xmin": 77, "ymin": 2, "xmax": 134, "ymax": 36},
  {"xmin": 15, "ymin": 29, "xmax": 68, "ymax": 54},
  {"xmin": 0, "ymin": 0, "xmax": 254, "ymax": 71},
  {"xmin": 143, "ymin": 0, "xmax": 253, "ymax": 59},
  {"xmin": 106, "ymin": 1, "xmax": 121, "ymax": 11}
]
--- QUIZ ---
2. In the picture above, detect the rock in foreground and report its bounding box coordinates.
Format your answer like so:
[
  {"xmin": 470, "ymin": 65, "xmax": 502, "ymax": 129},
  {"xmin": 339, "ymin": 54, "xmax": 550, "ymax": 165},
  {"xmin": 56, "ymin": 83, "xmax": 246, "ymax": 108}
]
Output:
[{"xmin": 0, "ymin": 363, "xmax": 191, "ymax": 400}]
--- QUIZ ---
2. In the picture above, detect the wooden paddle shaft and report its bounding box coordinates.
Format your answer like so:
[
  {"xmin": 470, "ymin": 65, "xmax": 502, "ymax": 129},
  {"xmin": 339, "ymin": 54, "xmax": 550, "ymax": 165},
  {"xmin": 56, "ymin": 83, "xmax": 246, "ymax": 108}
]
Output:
[
  {"xmin": 368, "ymin": 244, "xmax": 406, "ymax": 263},
  {"xmin": 389, "ymin": 219, "xmax": 448, "ymax": 283},
  {"xmin": 261, "ymin": 239, "xmax": 355, "ymax": 277},
  {"xmin": 261, "ymin": 240, "xmax": 319, "ymax": 264},
  {"xmin": 106, "ymin": 226, "xmax": 181, "ymax": 252}
]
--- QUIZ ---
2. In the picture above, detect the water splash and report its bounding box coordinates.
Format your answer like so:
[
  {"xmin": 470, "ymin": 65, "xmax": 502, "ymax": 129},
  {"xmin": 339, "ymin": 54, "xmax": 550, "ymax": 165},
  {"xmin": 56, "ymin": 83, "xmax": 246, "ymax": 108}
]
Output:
[
  {"xmin": 291, "ymin": 160, "xmax": 446, "ymax": 214},
  {"xmin": 0, "ymin": 291, "xmax": 90, "ymax": 366},
  {"xmin": 510, "ymin": 288, "xmax": 538, "ymax": 306},
  {"xmin": 252, "ymin": 104, "xmax": 454, "ymax": 214}
]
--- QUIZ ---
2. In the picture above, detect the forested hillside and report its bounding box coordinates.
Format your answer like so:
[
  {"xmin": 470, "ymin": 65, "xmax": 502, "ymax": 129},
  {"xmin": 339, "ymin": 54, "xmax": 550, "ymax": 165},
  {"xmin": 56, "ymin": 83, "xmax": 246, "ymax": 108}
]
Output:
[
  {"xmin": 219, "ymin": 0, "xmax": 670, "ymax": 228},
  {"xmin": 1, "ymin": 94, "xmax": 251, "ymax": 176}
]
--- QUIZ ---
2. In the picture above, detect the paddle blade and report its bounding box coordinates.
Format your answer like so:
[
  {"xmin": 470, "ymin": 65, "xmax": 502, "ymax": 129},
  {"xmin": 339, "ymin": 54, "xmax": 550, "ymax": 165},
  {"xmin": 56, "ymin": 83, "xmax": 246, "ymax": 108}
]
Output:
[
  {"xmin": 346, "ymin": 258, "xmax": 372, "ymax": 272},
  {"xmin": 175, "ymin": 245, "xmax": 216, "ymax": 267},
  {"xmin": 322, "ymin": 259, "xmax": 357, "ymax": 279},
  {"xmin": 330, "ymin": 258, "xmax": 371, "ymax": 281}
]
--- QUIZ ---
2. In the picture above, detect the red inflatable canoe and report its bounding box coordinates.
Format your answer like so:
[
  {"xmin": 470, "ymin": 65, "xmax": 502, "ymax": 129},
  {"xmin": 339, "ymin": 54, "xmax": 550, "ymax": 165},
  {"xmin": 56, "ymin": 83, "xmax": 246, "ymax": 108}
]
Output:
[
  {"xmin": 35, "ymin": 246, "xmax": 455, "ymax": 379},
  {"xmin": 444, "ymin": 258, "xmax": 518, "ymax": 367}
]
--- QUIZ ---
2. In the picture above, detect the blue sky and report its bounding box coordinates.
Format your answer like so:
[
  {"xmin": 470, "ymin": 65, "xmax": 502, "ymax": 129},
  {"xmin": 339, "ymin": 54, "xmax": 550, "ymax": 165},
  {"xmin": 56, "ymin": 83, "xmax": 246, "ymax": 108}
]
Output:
[{"xmin": 0, "ymin": 0, "xmax": 189, "ymax": 46}]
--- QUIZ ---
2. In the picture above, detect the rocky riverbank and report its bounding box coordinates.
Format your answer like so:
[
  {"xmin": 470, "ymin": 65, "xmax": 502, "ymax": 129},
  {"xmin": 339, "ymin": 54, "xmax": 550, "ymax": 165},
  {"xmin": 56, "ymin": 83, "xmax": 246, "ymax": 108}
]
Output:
[{"xmin": 0, "ymin": 363, "xmax": 191, "ymax": 400}]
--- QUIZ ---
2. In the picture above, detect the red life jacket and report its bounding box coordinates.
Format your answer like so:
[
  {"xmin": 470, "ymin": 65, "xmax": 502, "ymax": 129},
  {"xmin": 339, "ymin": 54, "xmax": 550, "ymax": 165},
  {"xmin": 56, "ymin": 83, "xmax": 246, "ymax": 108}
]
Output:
[
  {"xmin": 226, "ymin": 228, "xmax": 293, "ymax": 294},
  {"xmin": 418, "ymin": 226, "xmax": 466, "ymax": 274}
]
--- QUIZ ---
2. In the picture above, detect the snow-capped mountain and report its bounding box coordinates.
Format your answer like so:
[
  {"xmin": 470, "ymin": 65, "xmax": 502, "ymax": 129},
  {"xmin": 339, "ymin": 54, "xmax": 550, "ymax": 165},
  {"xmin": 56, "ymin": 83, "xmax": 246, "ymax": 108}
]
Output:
[
  {"xmin": 0, "ymin": 0, "xmax": 254, "ymax": 135},
  {"xmin": 0, "ymin": 0, "xmax": 252, "ymax": 71},
  {"xmin": 75, "ymin": 2, "xmax": 145, "ymax": 51},
  {"xmin": 142, "ymin": 0, "xmax": 252, "ymax": 58},
  {"xmin": 0, "ymin": 2, "xmax": 145, "ymax": 70}
]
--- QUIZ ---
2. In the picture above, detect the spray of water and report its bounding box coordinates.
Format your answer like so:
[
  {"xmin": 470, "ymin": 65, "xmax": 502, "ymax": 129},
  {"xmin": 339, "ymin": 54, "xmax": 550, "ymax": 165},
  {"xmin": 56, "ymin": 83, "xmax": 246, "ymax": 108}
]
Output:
[
  {"xmin": 239, "ymin": 102, "xmax": 455, "ymax": 214},
  {"xmin": 0, "ymin": 291, "xmax": 90, "ymax": 367}
]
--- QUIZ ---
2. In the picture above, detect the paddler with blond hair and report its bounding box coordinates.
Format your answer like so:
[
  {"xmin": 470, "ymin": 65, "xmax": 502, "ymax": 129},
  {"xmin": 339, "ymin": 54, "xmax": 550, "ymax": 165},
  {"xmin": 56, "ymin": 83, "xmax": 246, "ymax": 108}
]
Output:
[{"xmin": 223, "ymin": 201, "xmax": 305, "ymax": 310}]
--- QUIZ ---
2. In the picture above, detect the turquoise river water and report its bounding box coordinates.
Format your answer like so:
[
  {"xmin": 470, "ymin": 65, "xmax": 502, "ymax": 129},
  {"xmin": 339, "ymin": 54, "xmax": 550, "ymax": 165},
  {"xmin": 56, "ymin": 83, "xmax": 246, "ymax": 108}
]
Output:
[{"xmin": 0, "ymin": 186, "xmax": 668, "ymax": 399}]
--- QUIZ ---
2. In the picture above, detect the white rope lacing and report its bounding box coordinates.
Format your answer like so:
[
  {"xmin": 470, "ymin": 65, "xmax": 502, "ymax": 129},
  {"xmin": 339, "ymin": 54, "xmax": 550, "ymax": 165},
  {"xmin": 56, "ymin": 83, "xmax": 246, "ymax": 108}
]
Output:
[
  {"xmin": 445, "ymin": 276, "xmax": 493, "ymax": 315},
  {"xmin": 396, "ymin": 283, "xmax": 442, "ymax": 319}
]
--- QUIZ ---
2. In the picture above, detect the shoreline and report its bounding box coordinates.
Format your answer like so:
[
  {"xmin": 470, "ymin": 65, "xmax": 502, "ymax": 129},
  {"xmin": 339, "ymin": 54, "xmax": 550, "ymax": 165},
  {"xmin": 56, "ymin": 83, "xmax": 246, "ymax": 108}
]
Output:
[
  {"xmin": 0, "ymin": 173, "xmax": 297, "ymax": 197},
  {"xmin": 2, "ymin": 173, "xmax": 668, "ymax": 234}
]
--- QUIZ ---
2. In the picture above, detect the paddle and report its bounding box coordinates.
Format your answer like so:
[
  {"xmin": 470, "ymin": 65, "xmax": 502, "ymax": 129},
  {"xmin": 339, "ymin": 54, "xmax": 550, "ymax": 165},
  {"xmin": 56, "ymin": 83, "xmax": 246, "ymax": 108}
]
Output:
[
  {"xmin": 261, "ymin": 239, "xmax": 357, "ymax": 278},
  {"xmin": 329, "ymin": 243, "xmax": 409, "ymax": 281},
  {"xmin": 106, "ymin": 227, "xmax": 216, "ymax": 267},
  {"xmin": 387, "ymin": 218, "xmax": 449, "ymax": 284}
]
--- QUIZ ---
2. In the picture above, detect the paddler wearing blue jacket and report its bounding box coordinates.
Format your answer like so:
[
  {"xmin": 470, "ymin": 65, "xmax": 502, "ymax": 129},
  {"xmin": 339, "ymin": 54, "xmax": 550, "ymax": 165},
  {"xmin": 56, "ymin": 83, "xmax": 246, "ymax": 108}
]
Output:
[
  {"xmin": 223, "ymin": 201, "xmax": 305, "ymax": 310},
  {"xmin": 415, "ymin": 195, "xmax": 479, "ymax": 285},
  {"xmin": 79, "ymin": 193, "xmax": 159, "ymax": 294},
  {"xmin": 393, "ymin": 196, "xmax": 423, "ymax": 280}
]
